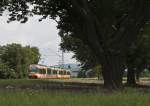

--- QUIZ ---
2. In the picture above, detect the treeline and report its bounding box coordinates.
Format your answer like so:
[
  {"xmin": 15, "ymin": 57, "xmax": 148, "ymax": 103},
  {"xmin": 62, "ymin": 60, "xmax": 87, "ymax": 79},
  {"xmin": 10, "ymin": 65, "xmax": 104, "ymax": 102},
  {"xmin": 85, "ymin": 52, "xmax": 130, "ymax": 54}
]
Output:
[{"xmin": 0, "ymin": 43, "xmax": 40, "ymax": 79}]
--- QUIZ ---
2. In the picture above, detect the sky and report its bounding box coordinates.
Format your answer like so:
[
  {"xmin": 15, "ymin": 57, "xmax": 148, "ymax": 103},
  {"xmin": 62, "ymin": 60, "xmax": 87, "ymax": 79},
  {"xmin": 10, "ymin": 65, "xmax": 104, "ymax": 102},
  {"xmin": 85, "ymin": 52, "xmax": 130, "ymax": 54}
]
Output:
[{"xmin": 0, "ymin": 15, "xmax": 77, "ymax": 66}]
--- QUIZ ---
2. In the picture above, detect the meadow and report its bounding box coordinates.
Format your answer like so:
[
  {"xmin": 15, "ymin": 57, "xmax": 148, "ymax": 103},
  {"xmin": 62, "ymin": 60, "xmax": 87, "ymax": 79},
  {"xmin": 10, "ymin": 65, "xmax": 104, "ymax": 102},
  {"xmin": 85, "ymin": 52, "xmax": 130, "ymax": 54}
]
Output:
[
  {"xmin": 0, "ymin": 79, "xmax": 150, "ymax": 106},
  {"xmin": 0, "ymin": 89, "xmax": 150, "ymax": 106}
]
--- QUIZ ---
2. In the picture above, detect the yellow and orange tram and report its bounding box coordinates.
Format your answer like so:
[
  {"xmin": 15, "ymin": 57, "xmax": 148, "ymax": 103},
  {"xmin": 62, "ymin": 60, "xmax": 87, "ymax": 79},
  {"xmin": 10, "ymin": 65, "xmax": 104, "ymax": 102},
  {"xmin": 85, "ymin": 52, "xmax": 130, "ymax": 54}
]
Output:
[{"xmin": 28, "ymin": 64, "xmax": 70, "ymax": 79}]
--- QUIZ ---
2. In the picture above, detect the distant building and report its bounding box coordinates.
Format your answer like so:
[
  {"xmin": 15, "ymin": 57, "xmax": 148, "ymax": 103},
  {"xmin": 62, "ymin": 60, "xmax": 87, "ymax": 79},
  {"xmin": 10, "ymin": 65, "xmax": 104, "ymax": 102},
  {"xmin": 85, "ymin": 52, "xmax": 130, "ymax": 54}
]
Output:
[
  {"xmin": 69, "ymin": 64, "xmax": 81, "ymax": 78},
  {"xmin": 70, "ymin": 70, "xmax": 80, "ymax": 77}
]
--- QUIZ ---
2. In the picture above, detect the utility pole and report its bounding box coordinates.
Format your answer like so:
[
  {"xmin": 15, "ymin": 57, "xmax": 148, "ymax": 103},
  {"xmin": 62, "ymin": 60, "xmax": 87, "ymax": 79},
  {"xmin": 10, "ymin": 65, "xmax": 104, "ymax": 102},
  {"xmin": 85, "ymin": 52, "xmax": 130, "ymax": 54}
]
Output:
[
  {"xmin": 47, "ymin": 47, "xmax": 65, "ymax": 68},
  {"xmin": 61, "ymin": 50, "xmax": 64, "ymax": 68}
]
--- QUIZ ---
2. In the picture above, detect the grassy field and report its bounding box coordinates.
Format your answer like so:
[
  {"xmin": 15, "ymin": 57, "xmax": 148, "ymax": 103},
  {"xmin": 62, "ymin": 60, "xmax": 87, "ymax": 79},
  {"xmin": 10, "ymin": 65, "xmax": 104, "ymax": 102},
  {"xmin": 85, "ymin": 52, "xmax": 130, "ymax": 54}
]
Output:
[
  {"xmin": 0, "ymin": 89, "xmax": 150, "ymax": 106},
  {"xmin": 0, "ymin": 79, "xmax": 150, "ymax": 106},
  {"xmin": 0, "ymin": 77, "xmax": 149, "ymax": 85},
  {"xmin": 0, "ymin": 78, "xmax": 102, "ymax": 85},
  {"xmin": 0, "ymin": 79, "xmax": 101, "ymax": 90}
]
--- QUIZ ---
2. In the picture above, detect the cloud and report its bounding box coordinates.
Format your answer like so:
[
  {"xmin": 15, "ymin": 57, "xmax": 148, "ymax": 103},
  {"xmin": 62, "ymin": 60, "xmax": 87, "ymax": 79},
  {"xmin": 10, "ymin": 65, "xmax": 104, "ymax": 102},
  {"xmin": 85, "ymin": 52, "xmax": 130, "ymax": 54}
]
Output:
[{"xmin": 0, "ymin": 16, "xmax": 77, "ymax": 65}]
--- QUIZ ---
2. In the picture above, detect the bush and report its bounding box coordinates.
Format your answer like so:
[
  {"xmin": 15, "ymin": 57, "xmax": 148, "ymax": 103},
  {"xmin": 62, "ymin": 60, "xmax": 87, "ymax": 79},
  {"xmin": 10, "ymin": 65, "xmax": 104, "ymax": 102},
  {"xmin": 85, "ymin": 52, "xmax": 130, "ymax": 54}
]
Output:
[
  {"xmin": 0, "ymin": 64, "xmax": 17, "ymax": 79},
  {"xmin": 78, "ymin": 70, "xmax": 86, "ymax": 78},
  {"xmin": 141, "ymin": 69, "xmax": 150, "ymax": 77}
]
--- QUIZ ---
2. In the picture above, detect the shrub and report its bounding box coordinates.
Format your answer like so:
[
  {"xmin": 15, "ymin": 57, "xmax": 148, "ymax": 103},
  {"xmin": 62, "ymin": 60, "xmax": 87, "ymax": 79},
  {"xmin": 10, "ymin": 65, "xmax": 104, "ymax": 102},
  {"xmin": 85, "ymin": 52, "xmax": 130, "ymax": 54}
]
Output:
[{"xmin": 0, "ymin": 64, "xmax": 17, "ymax": 79}]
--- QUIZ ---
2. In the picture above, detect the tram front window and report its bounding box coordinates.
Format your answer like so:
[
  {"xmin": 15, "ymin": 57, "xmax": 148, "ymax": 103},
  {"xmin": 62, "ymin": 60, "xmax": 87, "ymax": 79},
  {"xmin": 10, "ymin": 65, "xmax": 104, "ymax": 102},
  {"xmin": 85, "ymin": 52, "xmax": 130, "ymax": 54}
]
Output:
[{"xmin": 30, "ymin": 67, "xmax": 38, "ymax": 73}]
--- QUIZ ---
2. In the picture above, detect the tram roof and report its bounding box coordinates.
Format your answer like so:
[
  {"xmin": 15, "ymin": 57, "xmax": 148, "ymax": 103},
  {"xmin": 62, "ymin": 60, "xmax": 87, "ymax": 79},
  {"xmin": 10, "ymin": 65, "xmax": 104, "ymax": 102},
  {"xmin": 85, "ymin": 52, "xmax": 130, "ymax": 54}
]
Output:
[{"xmin": 30, "ymin": 64, "xmax": 70, "ymax": 72}]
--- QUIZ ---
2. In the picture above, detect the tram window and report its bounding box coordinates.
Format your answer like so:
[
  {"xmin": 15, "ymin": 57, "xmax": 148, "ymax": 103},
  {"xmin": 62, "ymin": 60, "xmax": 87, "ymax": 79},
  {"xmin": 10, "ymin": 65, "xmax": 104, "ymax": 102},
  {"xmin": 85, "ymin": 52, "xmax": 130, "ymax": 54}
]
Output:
[
  {"xmin": 59, "ymin": 71, "xmax": 63, "ymax": 75},
  {"xmin": 58, "ymin": 71, "xmax": 61, "ymax": 75},
  {"xmin": 64, "ymin": 71, "xmax": 67, "ymax": 75},
  {"xmin": 63, "ymin": 71, "xmax": 66, "ymax": 75},
  {"xmin": 67, "ymin": 72, "xmax": 70, "ymax": 75},
  {"xmin": 47, "ymin": 69, "xmax": 51, "ymax": 74},
  {"xmin": 39, "ymin": 69, "xmax": 46, "ymax": 74},
  {"xmin": 53, "ymin": 70, "xmax": 57, "ymax": 74}
]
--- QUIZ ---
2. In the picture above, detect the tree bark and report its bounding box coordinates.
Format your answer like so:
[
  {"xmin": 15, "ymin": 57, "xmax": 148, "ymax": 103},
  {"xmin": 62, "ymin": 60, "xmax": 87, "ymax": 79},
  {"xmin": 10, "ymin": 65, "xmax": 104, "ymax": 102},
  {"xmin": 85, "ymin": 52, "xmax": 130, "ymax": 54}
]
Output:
[
  {"xmin": 135, "ymin": 72, "xmax": 140, "ymax": 82},
  {"xmin": 101, "ymin": 54, "xmax": 124, "ymax": 89},
  {"xmin": 127, "ymin": 67, "xmax": 136, "ymax": 86}
]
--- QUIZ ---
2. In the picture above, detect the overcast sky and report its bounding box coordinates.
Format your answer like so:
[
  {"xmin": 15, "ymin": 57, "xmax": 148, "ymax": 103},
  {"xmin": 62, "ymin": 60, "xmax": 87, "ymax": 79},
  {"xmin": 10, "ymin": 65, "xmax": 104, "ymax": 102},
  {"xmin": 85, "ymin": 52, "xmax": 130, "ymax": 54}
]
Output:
[{"xmin": 0, "ymin": 15, "xmax": 77, "ymax": 66}]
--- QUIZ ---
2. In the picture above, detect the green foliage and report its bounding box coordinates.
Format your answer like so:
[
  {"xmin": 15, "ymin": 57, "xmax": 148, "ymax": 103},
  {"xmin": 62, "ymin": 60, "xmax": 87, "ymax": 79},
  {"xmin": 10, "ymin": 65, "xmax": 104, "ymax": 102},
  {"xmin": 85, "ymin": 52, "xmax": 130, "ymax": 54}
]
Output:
[
  {"xmin": 0, "ymin": 43, "xmax": 40, "ymax": 79},
  {"xmin": 125, "ymin": 24, "xmax": 150, "ymax": 81},
  {"xmin": 140, "ymin": 69, "xmax": 150, "ymax": 77},
  {"xmin": 77, "ymin": 70, "xmax": 86, "ymax": 78},
  {"xmin": 60, "ymin": 36, "xmax": 97, "ymax": 69},
  {"xmin": 0, "ymin": 64, "xmax": 17, "ymax": 79},
  {"xmin": 93, "ymin": 65, "xmax": 102, "ymax": 79},
  {"xmin": 77, "ymin": 65, "xmax": 102, "ymax": 78}
]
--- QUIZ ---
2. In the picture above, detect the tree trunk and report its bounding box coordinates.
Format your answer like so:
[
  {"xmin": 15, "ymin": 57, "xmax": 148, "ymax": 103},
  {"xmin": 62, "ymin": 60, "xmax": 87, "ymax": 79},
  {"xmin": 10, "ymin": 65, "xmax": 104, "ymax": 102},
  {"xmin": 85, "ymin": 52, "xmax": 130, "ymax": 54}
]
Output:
[
  {"xmin": 135, "ymin": 71, "xmax": 140, "ymax": 82},
  {"xmin": 127, "ymin": 67, "xmax": 136, "ymax": 86},
  {"xmin": 101, "ymin": 54, "xmax": 124, "ymax": 89}
]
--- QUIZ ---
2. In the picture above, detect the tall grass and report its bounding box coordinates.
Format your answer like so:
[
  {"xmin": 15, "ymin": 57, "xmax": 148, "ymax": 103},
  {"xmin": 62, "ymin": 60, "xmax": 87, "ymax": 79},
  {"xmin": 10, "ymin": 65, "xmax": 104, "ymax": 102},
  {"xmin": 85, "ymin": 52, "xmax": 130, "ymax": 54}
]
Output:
[
  {"xmin": 0, "ymin": 79, "xmax": 150, "ymax": 106},
  {"xmin": 0, "ymin": 90, "xmax": 150, "ymax": 106}
]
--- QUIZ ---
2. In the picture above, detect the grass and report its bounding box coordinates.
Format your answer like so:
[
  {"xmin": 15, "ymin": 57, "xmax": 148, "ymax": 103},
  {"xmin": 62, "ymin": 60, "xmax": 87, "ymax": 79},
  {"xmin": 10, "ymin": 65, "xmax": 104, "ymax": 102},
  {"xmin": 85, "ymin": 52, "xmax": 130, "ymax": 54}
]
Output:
[
  {"xmin": 0, "ymin": 79, "xmax": 50, "ymax": 85},
  {"xmin": 0, "ymin": 79, "xmax": 150, "ymax": 106},
  {"xmin": 0, "ymin": 79, "xmax": 101, "ymax": 90},
  {"xmin": 0, "ymin": 77, "xmax": 149, "ymax": 86},
  {"xmin": 0, "ymin": 89, "xmax": 150, "ymax": 106},
  {"xmin": 0, "ymin": 78, "xmax": 102, "ymax": 85}
]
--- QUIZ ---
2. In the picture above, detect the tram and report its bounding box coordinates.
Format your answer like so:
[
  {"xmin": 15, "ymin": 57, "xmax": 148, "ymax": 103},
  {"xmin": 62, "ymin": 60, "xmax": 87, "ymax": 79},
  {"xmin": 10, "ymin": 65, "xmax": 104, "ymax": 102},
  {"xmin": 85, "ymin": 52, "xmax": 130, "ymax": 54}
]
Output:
[{"xmin": 28, "ymin": 64, "xmax": 70, "ymax": 79}]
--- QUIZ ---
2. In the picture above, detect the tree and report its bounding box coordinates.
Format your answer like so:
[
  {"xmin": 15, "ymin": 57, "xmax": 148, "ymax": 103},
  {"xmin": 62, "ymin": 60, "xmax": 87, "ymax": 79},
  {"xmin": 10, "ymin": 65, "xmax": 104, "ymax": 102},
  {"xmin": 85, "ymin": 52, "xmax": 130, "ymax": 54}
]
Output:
[
  {"xmin": 0, "ymin": 43, "xmax": 40, "ymax": 78},
  {"xmin": 126, "ymin": 23, "xmax": 150, "ymax": 85},
  {"xmin": 60, "ymin": 33, "xmax": 103, "ymax": 79},
  {"xmin": 60, "ymin": 35, "xmax": 97, "ymax": 70},
  {"xmin": 0, "ymin": 64, "xmax": 17, "ymax": 79},
  {"xmin": 0, "ymin": 0, "xmax": 150, "ymax": 88}
]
